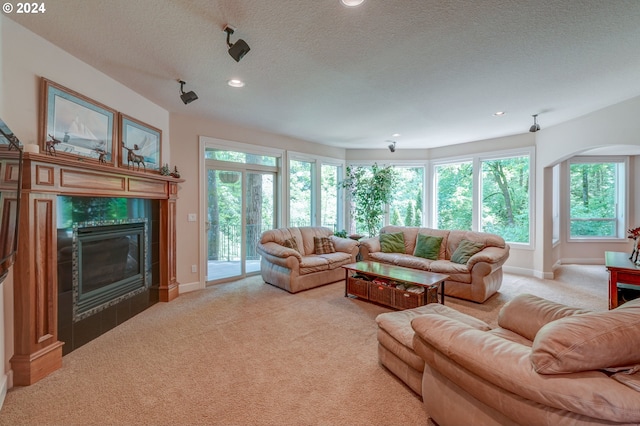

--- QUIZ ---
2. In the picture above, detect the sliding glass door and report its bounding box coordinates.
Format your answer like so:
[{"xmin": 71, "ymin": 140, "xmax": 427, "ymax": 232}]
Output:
[{"xmin": 206, "ymin": 167, "xmax": 275, "ymax": 282}]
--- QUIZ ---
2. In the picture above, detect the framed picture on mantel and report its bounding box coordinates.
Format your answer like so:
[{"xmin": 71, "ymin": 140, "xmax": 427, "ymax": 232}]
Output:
[
  {"xmin": 118, "ymin": 114, "xmax": 162, "ymax": 172},
  {"xmin": 40, "ymin": 78, "xmax": 116, "ymax": 164}
]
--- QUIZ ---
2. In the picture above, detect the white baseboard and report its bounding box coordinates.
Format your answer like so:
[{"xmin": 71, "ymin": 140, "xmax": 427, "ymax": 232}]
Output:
[
  {"xmin": 0, "ymin": 372, "xmax": 8, "ymax": 410},
  {"xmin": 559, "ymin": 257, "xmax": 604, "ymax": 265},
  {"xmin": 503, "ymin": 265, "xmax": 551, "ymax": 279},
  {"xmin": 179, "ymin": 280, "xmax": 204, "ymax": 294}
]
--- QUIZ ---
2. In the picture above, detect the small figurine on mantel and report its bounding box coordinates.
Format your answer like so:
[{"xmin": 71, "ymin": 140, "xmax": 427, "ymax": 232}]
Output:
[
  {"xmin": 171, "ymin": 166, "xmax": 181, "ymax": 178},
  {"xmin": 122, "ymin": 141, "xmax": 146, "ymax": 171},
  {"xmin": 160, "ymin": 163, "xmax": 171, "ymax": 176},
  {"xmin": 46, "ymin": 134, "xmax": 62, "ymax": 156}
]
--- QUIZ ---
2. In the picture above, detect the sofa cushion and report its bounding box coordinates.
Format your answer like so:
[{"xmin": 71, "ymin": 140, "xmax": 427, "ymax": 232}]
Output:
[
  {"xmin": 298, "ymin": 255, "xmax": 330, "ymax": 274},
  {"xmin": 282, "ymin": 237, "xmax": 301, "ymax": 253},
  {"xmin": 531, "ymin": 297, "xmax": 640, "ymax": 374},
  {"xmin": 413, "ymin": 234, "xmax": 443, "ymax": 260},
  {"xmin": 313, "ymin": 236, "xmax": 335, "ymax": 254},
  {"xmin": 451, "ymin": 239, "xmax": 485, "ymax": 264},
  {"xmin": 380, "ymin": 232, "xmax": 405, "ymax": 253}
]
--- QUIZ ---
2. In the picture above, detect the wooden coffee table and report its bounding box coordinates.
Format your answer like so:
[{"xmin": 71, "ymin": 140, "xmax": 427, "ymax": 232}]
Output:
[{"xmin": 342, "ymin": 261, "xmax": 448, "ymax": 310}]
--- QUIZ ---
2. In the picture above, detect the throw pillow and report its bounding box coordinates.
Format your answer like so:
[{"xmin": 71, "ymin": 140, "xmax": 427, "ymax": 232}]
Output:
[
  {"xmin": 413, "ymin": 234, "xmax": 443, "ymax": 260},
  {"xmin": 282, "ymin": 237, "xmax": 300, "ymax": 253},
  {"xmin": 313, "ymin": 236, "xmax": 336, "ymax": 254},
  {"xmin": 380, "ymin": 232, "xmax": 405, "ymax": 253},
  {"xmin": 450, "ymin": 239, "xmax": 484, "ymax": 264}
]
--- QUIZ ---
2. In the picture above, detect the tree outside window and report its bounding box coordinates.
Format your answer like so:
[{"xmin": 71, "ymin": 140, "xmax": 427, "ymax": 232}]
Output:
[
  {"xmin": 434, "ymin": 162, "xmax": 473, "ymax": 230},
  {"xmin": 289, "ymin": 159, "xmax": 313, "ymax": 227},
  {"xmin": 389, "ymin": 167, "xmax": 424, "ymax": 227},
  {"xmin": 569, "ymin": 160, "xmax": 623, "ymax": 238},
  {"xmin": 481, "ymin": 156, "xmax": 530, "ymax": 244}
]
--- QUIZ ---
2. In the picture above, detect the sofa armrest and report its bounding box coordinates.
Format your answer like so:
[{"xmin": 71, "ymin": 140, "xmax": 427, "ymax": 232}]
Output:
[
  {"xmin": 330, "ymin": 236, "xmax": 359, "ymax": 255},
  {"xmin": 497, "ymin": 293, "xmax": 592, "ymax": 341},
  {"xmin": 257, "ymin": 242, "xmax": 303, "ymax": 268},
  {"xmin": 359, "ymin": 236, "xmax": 380, "ymax": 259},
  {"xmin": 412, "ymin": 314, "xmax": 640, "ymax": 423},
  {"xmin": 466, "ymin": 245, "xmax": 510, "ymax": 269}
]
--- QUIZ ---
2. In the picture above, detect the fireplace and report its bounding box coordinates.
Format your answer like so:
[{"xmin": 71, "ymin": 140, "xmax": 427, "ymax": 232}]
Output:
[
  {"xmin": 73, "ymin": 220, "xmax": 148, "ymax": 321},
  {"xmin": 57, "ymin": 196, "xmax": 159, "ymax": 354},
  {"xmin": 12, "ymin": 152, "xmax": 180, "ymax": 385}
]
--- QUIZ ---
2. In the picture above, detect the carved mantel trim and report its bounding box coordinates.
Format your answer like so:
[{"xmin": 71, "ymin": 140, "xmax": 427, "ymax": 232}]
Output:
[{"xmin": 11, "ymin": 152, "xmax": 183, "ymax": 385}]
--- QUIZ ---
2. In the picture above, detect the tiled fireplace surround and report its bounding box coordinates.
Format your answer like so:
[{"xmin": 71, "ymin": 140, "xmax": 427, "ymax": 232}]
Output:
[{"xmin": 11, "ymin": 152, "xmax": 182, "ymax": 386}]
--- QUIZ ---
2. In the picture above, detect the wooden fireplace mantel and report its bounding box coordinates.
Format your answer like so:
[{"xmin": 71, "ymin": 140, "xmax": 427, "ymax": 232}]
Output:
[{"xmin": 11, "ymin": 152, "xmax": 183, "ymax": 385}]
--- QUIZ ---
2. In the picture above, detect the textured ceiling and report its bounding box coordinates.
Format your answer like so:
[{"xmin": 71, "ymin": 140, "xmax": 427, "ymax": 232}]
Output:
[{"xmin": 8, "ymin": 0, "xmax": 640, "ymax": 149}]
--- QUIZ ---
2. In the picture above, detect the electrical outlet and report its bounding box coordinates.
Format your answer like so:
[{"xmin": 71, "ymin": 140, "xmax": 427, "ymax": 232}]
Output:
[
  {"xmin": 191, "ymin": 264, "xmax": 197, "ymax": 273},
  {"xmin": 188, "ymin": 213, "xmax": 197, "ymax": 222}
]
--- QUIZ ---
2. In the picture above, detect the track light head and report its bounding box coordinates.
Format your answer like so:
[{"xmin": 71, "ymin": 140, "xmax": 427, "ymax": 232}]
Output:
[
  {"xmin": 178, "ymin": 80, "xmax": 198, "ymax": 105},
  {"xmin": 529, "ymin": 114, "xmax": 540, "ymax": 132},
  {"xmin": 224, "ymin": 25, "xmax": 250, "ymax": 62},
  {"xmin": 387, "ymin": 141, "xmax": 396, "ymax": 152}
]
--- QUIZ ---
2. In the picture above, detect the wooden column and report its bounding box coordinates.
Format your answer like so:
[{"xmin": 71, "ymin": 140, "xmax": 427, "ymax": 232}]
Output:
[
  {"xmin": 157, "ymin": 182, "xmax": 179, "ymax": 302},
  {"xmin": 10, "ymin": 153, "xmax": 183, "ymax": 385},
  {"xmin": 11, "ymin": 192, "xmax": 64, "ymax": 385}
]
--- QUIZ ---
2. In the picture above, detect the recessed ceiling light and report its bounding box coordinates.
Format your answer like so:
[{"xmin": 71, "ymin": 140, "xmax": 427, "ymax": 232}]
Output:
[
  {"xmin": 493, "ymin": 111, "xmax": 506, "ymax": 117},
  {"xmin": 227, "ymin": 79, "xmax": 245, "ymax": 88},
  {"xmin": 392, "ymin": 133, "xmax": 401, "ymax": 137},
  {"xmin": 341, "ymin": 0, "xmax": 365, "ymax": 7}
]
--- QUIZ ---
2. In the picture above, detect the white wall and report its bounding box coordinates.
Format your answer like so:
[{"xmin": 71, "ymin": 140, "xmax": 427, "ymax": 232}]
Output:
[{"xmin": 0, "ymin": 15, "xmax": 170, "ymax": 403}]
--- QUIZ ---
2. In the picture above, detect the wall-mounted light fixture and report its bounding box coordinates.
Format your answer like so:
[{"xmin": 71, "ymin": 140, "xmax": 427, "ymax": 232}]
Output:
[
  {"xmin": 178, "ymin": 80, "xmax": 198, "ymax": 104},
  {"xmin": 224, "ymin": 25, "xmax": 250, "ymax": 62},
  {"xmin": 387, "ymin": 140, "xmax": 396, "ymax": 152},
  {"xmin": 529, "ymin": 114, "xmax": 540, "ymax": 132}
]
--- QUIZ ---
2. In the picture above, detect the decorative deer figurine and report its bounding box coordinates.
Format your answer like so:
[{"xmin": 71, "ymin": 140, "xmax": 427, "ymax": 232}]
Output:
[
  {"xmin": 122, "ymin": 142, "xmax": 145, "ymax": 171},
  {"xmin": 94, "ymin": 148, "xmax": 107, "ymax": 164},
  {"xmin": 46, "ymin": 134, "xmax": 62, "ymax": 156}
]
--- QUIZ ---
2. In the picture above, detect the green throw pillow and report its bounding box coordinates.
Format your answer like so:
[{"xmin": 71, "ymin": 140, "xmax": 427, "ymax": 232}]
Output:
[
  {"xmin": 451, "ymin": 239, "xmax": 485, "ymax": 264},
  {"xmin": 413, "ymin": 234, "xmax": 443, "ymax": 260},
  {"xmin": 380, "ymin": 232, "xmax": 405, "ymax": 253}
]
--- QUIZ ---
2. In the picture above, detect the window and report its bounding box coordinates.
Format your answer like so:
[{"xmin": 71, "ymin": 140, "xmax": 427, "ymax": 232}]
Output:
[
  {"xmin": 389, "ymin": 167, "xmax": 424, "ymax": 226},
  {"xmin": 568, "ymin": 158, "xmax": 625, "ymax": 239},
  {"xmin": 289, "ymin": 159, "xmax": 313, "ymax": 227},
  {"xmin": 433, "ymin": 161, "xmax": 473, "ymax": 230},
  {"xmin": 321, "ymin": 164, "xmax": 341, "ymax": 231},
  {"xmin": 480, "ymin": 155, "xmax": 530, "ymax": 244},
  {"xmin": 552, "ymin": 164, "xmax": 560, "ymax": 244}
]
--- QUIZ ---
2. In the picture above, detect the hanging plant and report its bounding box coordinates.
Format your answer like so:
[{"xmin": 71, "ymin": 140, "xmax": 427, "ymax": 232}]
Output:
[
  {"xmin": 340, "ymin": 163, "xmax": 398, "ymax": 237},
  {"xmin": 219, "ymin": 171, "xmax": 240, "ymax": 184}
]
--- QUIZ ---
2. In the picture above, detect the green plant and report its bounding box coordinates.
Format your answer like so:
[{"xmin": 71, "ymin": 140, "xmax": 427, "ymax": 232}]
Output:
[
  {"xmin": 334, "ymin": 229, "xmax": 348, "ymax": 238},
  {"xmin": 340, "ymin": 163, "xmax": 399, "ymax": 237}
]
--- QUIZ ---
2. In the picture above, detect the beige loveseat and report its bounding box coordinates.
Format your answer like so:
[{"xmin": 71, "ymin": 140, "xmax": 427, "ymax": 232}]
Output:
[
  {"xmin": 360, "ymin": 226, "xmax": 510, "ymax": 303},
  {"xmin": 257, "ymin": 227, "xmax": 359, "ymax": 293},
  {"xmin": 410, "ymin": 294, "xmax": 640, "ymax": 425}
]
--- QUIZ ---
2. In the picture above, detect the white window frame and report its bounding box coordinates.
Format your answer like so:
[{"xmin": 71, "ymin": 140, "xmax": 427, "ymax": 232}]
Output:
[{"xmin": 566, "ymin": 156, "xmax": 628, "ymax": 242}]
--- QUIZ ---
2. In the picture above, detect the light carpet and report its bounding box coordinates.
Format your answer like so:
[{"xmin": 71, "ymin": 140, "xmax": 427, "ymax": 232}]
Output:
[{"xmin": 0, "ymin": 265, "xmax": 608, "ymax": 425}]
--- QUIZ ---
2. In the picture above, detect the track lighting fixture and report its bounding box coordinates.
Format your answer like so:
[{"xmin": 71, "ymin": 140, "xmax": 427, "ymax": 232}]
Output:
[
  {"xmin": 529, "ymin": 114, "xmax": 540, "ymax": 132},
  {"xmin": 387, "ymin": 141, "xmax": 396, "ymax": 152},
  {"xmin": 223, "ymin": 25, "xmax": 250, "ymax": 62},
  {"xmin": 178, "ymin": 80, "xmax": 198, "ymax": 105}
]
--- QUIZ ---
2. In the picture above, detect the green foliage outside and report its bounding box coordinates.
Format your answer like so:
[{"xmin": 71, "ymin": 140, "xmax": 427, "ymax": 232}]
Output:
[
  {"xmin": 481, "ymin": 157, "xmax": 530, "ymax": 243},
  {"xmin": 569, "ymin": 162, "xmax": 618, "ymax": 237},
  {"xmin": 435, "ymin": 162, "xmax": 473, "ymax": 230}
]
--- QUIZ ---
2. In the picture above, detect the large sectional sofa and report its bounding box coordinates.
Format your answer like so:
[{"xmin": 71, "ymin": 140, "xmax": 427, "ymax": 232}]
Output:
[
  {"xmin": 403, "ymin": 293, "xmax": 640, "ymax": 425},
  {"xmin": 257, "ymin": 226, "xmax": 359, "ymax": 293},
  {"xmin": 360, "ymin": 226, "xmax": 510, "ymax": 303}
]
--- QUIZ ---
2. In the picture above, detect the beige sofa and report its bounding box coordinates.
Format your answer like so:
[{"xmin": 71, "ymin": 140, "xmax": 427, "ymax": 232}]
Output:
[
  {"xmin": 360, "ymin": 226, "xmax": 510, "ymax": 303},
  {"xmin": 410, "ymin": 294, "xmax": 640, "ymax": 425},
  {"xmin": 257, "ymin": 227, "xmax": 359, "ymax": 293}
]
